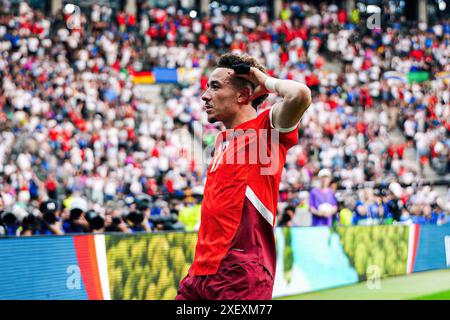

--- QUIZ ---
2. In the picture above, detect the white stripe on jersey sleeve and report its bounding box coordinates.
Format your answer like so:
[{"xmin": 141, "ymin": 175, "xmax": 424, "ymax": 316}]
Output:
[
  {"xmin": 245, "ymin": 186, "xmax": 274, "ymax": 227},
  {"xmin": 269, "ymin": 104, "xmax": 299, "ymax": 133}
]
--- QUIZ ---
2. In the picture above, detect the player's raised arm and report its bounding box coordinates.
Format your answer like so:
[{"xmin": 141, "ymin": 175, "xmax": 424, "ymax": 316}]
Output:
[{"xmin": 235, "ymin": 67, "xmax": 312, "ymax": 130}]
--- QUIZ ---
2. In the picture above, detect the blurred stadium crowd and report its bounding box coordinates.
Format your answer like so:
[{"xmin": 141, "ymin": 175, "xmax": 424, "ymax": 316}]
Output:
[{"xmin": 0, "ymin": 1, "xmax": 448, "ymax": 236}]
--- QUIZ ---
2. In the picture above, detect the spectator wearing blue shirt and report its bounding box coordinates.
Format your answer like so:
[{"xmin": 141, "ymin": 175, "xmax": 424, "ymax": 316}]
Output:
[
  {"xmin": 124, "ymin": 210, "xmax": 152, "ymax": 233},
  {"xmin": 407, "ymin": 203, "xmax": 439, "ymax": 225},
  {"xmin": 368, "ymin": 192, "xmax": 384, "ymax": 223},
  {"xmin": 19, "ymin": 211, "xmax": 41, "ymax": 236},
  {"xmin": 422, "ymin": 205, "xmax": 439, "ymax": 224},
  {"xmin": 38, "ymin": 199, "xmax": 64, "ymax": 235},
  {"xmin": 353, "ymin": 200, "xmax": 370, "ymax": 225},
  {"xmin": 125, "ymin": 195, "xmax": 152, "ymax": 232},
  {"xmin": 0, "ymin": 210, "xmax": 21, "ymax": 236},
  {"xmin": 63, "ymin": 197, "xmax": 90, "ymax": 234},
  {"xmin": 352, "ymin": 189, "xmax": 384, "ymax": 225},
  {"xmin": 0, "ymin": 206, "xmax": 32, "ymax": 236},
  {"xmin": 435, "ymin": 198, "xmax": 449, "ymax": 225}
]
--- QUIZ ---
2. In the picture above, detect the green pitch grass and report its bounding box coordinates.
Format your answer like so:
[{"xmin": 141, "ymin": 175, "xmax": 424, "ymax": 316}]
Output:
[
  {"xmin": 276, "ymin": 269, "xmax": 450, "ymax": 300},
  {"xmin": 412, "ymin": 289, "xmax": 450, "ymax": 300}
]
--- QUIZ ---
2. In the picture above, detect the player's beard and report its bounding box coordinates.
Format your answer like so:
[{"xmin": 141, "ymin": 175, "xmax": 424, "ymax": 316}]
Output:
[
  {"xmin": 207, "ymin": 115, "xmax": 217, "ymax": 123},
  {"xmin": 206, "ymin": 109, "xmax": 218, "ymax": 123}
]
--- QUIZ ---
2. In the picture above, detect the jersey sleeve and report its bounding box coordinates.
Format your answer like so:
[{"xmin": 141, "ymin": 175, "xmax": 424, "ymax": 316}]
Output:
[
  {"xmin": 255, "ymin": 107, "xmax": 299, "ymax": 152},
  {"xmin": 267, "ymin": 105, "xmax": 299, "ymax": 150}
]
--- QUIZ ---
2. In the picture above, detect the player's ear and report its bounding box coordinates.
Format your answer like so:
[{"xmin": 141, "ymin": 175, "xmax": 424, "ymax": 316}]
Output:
[{"xmin": 237, "ymin": 86, "xmax": 252, "ymax": 104}]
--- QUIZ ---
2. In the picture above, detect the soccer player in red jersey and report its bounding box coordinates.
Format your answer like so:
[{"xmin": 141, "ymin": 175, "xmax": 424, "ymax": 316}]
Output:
[{"xmin": 176, "ymin": 54, "xmax": 312, "ymax": 300}]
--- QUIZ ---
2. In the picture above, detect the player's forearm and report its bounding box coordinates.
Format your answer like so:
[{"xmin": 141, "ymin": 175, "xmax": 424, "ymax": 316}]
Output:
[
  {"xmin": 268, "ymin": 78, "xmax": 312, "ymax": 129},
  {"xmin": 236, "ymin": 66, "xmax": 312, "ymax": 128},
  {"xmin": 272, "ymin": 79, "xmax": 311, "ymax": 107}
]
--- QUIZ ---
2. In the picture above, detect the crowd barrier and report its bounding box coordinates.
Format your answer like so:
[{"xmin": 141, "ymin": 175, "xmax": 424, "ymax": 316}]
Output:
[{"xmin": 0, "ymin": 224, "xmax": 449, "ymax": 299}]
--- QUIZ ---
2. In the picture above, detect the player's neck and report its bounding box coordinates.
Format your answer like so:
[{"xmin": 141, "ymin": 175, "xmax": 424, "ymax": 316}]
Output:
[{"xmin": 223, "ymin": 106, "xmax": 257, "ymax": 129}]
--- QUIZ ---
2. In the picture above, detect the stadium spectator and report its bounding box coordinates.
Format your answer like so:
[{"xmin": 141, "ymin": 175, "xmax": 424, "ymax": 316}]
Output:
[
  {"xmin": 278, "ymin": 206, "xmax": 296, "ymax": 227},
  {"xmin": 291, "ymin": 190, "xmax": 311, "ymax": 226},
  {"xmin": 178, "ymin": 198, "xmax": 201, "ymax": 231},
  {"xmin": 63, "ymin": 197, "xmax": 90, "ymax": 234},
  {"xmin": 309, "ymin": 169, "xmax": 338, "ymax": 226},
  {"xmin": 38, "ymin": 199, "xmax": 64, "ymax": 235},
  {"xmin": 337, "ymin": 194, "xmax": 355, "ymax": 226}
]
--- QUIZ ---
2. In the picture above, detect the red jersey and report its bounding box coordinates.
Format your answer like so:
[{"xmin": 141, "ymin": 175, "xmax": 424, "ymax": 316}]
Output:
[{"xmin": 190, "ymin": 107, "xmax": 298, "ymax": 277}]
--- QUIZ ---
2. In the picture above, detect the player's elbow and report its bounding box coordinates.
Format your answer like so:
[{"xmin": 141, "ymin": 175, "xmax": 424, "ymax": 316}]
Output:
[
  {"xmin": 287, "ymin": 84, "xmax": 312, "ymax": 111},
  {"xmin": 296, "ymin": 85, "xmax": 312, "ymax": 110}
]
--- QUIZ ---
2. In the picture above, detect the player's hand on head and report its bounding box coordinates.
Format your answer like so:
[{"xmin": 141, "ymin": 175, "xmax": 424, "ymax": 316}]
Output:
[
  {"xmin": 232, "ymin": 66, "xmax": 267, "ymax": 88},
  {"xmin": 232, "ymin": 67, "xmax": 270, "ymax": 102}
]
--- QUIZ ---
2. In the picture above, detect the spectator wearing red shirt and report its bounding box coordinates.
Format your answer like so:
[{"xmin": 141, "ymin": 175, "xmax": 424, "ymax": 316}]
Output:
[
  {"xmin": 45, "ymin": 175, "xmax": 58, "ymax": 200},
  {"xmin": 126, "ymin": 13, "xmax": 136, "ymax": 33},
  {"xmin": 117, "ymin": 11, "xmax": 126, "ymax": 32}
]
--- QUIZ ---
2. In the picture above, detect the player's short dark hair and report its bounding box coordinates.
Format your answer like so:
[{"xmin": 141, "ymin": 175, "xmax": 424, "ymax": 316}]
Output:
[{"xmin": 216, "ymin": 53, "xmax": 268, "ymax": 109}]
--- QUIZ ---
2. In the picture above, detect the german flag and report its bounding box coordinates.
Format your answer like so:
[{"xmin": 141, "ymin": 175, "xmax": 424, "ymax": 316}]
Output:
[{"xmin": 131, "ymin": 71, "xmax": 155, "ymax": 84}]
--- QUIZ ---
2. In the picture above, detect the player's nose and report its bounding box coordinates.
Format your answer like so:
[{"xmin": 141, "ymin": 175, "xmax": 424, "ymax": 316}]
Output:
[{"xmin": 202, "ymin": 93, "xmax": 211, "ymax": 104}]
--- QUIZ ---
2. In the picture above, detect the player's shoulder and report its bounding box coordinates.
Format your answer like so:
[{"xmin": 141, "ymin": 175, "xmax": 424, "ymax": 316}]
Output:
[
  {"xmin": 257, "ymin": 107, "xmax": 271, "ymax": 120},
  {"xmin": 234, "ymin": 107, "xmax": 271, "ymax": 131},
  {"xmin": 253, "ymin": 107, "xmax": 272, "ymax": 128}
]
